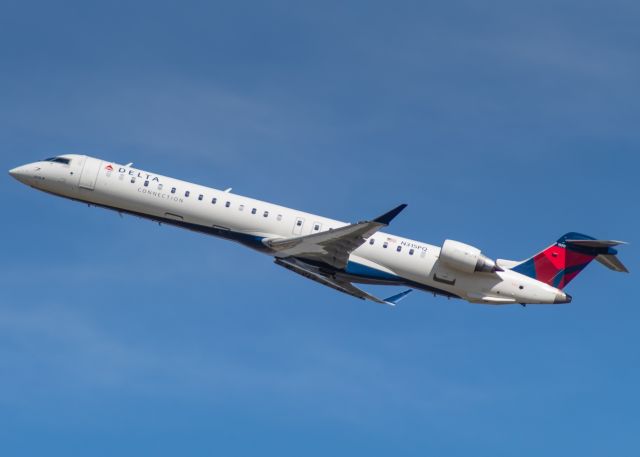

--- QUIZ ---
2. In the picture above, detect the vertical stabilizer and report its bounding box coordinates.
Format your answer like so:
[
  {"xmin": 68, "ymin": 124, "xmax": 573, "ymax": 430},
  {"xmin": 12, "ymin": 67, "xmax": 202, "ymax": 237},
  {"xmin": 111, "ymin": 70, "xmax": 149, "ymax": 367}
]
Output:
[{"xmin": 512, "ymin": 233, "xmax": 628, "ymax": 289}]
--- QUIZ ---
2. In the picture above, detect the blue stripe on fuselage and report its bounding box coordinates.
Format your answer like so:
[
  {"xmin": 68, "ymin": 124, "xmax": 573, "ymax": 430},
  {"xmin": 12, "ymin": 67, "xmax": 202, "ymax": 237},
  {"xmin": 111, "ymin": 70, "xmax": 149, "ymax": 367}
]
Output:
[{"xmin": 345, "ymin": 261, "xmax": 401, "ymax": 280}]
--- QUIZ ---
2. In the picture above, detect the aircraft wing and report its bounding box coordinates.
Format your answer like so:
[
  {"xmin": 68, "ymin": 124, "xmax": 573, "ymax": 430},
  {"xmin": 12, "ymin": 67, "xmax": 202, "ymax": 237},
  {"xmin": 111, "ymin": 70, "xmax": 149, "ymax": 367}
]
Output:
[
  {"xmin": 274, "ymin": 258, "xmax": 411, "ymax": 306},
  {"xmin": 264, "ymin": 204, "xmax": 407, "ymax": 270}
]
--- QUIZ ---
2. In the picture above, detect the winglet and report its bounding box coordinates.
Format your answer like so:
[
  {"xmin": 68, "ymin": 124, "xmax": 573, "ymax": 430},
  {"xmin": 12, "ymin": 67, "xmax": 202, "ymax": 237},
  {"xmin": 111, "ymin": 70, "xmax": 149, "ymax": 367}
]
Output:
[
  {"xmin": 383, "ymin": 289, "xmax": 413, "ymax": 306},
  {"xmin": 374, "ymin": 204, "xmax": 408, "ymax": 225}
]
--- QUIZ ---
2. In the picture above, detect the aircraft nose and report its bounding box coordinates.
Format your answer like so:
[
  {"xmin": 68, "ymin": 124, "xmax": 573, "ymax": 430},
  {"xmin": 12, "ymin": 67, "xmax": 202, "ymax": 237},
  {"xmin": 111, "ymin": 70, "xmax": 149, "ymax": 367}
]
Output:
[{"xmin": 8, "ymin": 165, "xmax": 32, "ymax": 184}]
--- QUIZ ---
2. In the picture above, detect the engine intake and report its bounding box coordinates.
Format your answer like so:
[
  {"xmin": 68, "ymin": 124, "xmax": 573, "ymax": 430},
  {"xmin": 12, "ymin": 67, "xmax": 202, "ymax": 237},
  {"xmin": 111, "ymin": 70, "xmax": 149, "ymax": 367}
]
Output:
[{"xmin": 439, "ymin": 239, "xmax": 501, "ymax": 273}]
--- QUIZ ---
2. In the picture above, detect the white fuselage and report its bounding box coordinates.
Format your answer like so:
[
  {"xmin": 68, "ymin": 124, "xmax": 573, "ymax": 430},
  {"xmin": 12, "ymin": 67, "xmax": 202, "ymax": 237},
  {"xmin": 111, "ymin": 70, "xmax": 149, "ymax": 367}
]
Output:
[{"xmin": 9, "ymin": 154, "xmax": 568, "ymax": 305}]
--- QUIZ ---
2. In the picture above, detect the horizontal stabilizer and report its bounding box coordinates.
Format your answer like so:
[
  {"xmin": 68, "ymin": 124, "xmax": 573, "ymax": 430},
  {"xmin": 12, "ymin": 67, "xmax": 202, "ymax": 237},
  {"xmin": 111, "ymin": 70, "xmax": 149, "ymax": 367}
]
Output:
[
  {"xmin": 565, "ymin": 239, "xmax": 628, "ymax": 248},
  {"xmin": 596, "ymin": 254, "xmax": 629, "ymax": 273}
]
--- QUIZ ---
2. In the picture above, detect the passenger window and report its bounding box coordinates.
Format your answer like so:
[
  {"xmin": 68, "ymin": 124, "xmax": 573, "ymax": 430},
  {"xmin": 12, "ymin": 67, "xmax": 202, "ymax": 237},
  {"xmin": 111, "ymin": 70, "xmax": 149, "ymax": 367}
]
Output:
[
  {"xmin": 263, "ymin": 211, "xmax": 269, "ymax": 217},
  {"xmin": 198, "ymin": 194, "xmax": 203, "ymax": 201},
  {"xmin": 277, "ymin": 214, "xmax": 283, "ymax": 221},
  {"xmin": 158, "ymin": 184, "xmax": 163, "ymax": 190},
  {"xmin": 383, "ymin": 242, "xmax": 388, "ymax": 249},
  {"xmin": 369, "ymin": 239, "xmax": 375, "ymax": 245},
  {"xmin": 131, "ymin": 177, "xmax": 136, "ymax": 183},
  {"xmin": 185, "ymin": 191, "xmax": 190, "ymax": 197},
  {"xmin": 396, "ymin": 246, "xmax": 402, "ymax": 252},
  {"xmin": 314, "ymin": 224, "xmax": 320, "ymax": 231},
  {"xmin": 251, "ymin": 208, "xmax": 257, "ymax": 214},
  {"xmin": 211, "ymin": 197, "xmax": 217, "ymax": 204},
  {"xmin": 171, "ymin": 187, "xmax": 176, "ymax": 194},
  {"xmin": 296, "ymin": 220, "xmax": 302, "ymax": 226},
  {"xmin": 409, "ymin": 248, "xmax": 415, "ymax": 255},
  {"xmin": 239, "ymin": 204, "xmax": 244, "ymax": 211},
  {"xmin": 144, "ymin": 180, "xmax": 149, "ymax": 187},
  {"xmin": 225, "ymin": 201, "xmax": 231, "ymax": 208}
]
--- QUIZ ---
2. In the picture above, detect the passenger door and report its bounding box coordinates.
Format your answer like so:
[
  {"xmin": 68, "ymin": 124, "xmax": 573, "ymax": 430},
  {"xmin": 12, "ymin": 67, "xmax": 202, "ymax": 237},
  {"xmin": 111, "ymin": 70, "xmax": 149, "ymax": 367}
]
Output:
[{"xmin": 79, "ymin": 157, "xmax": 102, "ymax": 190}]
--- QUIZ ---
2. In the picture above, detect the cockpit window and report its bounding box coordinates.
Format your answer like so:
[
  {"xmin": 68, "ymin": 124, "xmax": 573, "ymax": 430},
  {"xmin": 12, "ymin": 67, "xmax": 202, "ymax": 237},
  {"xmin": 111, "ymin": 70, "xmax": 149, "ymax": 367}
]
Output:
[{"xmin": 43, "ymin": 157, "xmax": 71, "ymax": 165}]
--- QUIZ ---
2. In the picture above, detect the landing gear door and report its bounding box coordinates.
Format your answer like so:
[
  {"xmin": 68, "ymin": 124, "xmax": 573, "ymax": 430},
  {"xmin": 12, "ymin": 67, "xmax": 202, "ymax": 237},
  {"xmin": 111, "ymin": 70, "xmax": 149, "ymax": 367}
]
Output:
[{"xmin": 79, "ymin": 157, "xmax": 102, "ymax": 190}]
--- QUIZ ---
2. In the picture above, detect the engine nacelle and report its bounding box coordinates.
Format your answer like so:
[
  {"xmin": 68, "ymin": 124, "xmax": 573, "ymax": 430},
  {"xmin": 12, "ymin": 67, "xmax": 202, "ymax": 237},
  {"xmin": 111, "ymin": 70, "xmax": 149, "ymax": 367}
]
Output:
[{"xmin": 439, "ymin": 239, "xmax": 500, "ymax": 273}]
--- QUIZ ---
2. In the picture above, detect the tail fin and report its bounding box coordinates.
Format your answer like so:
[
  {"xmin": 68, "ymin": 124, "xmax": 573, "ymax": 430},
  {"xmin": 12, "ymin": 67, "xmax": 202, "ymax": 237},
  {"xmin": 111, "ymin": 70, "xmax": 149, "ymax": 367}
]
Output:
[{"xmin": 511, "ymin": 232, "xmax": 628, "ymax": 289}]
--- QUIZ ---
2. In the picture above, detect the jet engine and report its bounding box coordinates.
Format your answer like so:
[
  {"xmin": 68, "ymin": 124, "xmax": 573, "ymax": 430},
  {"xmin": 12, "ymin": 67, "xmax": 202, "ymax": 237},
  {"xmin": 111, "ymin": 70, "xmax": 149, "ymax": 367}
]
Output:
[{"xmin": 439, "ymin": 239, "xmax": 501, "ymax": 273}]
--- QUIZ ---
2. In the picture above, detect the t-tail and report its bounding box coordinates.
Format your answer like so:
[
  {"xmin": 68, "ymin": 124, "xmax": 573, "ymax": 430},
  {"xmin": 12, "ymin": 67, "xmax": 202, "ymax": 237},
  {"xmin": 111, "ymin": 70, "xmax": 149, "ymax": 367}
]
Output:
[{"xmin": 511, "ymin": 232, "xmax": 628, "ymax": 289}]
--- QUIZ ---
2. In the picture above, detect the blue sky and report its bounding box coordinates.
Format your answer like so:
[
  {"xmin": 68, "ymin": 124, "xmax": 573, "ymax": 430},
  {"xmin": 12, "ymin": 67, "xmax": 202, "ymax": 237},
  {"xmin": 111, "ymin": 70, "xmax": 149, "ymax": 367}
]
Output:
[{"xmin": 1, "ymin": 0, "xmax": 638, "ymax": 455}]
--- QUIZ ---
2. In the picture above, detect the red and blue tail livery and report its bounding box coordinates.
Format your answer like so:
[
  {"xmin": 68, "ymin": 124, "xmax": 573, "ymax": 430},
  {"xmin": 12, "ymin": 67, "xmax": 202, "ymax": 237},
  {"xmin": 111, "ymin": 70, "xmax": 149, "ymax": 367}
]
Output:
[{"xmin": 512, "ymin": 232, "xmax": 628, "ymax": 290}]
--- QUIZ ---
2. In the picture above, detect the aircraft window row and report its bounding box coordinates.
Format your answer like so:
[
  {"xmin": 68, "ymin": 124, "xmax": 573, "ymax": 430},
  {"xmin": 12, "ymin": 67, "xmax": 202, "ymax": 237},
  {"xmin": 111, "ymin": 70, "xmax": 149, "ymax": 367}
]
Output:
[
  {"xmin": 127, "ymin": 177, "xmax": 286, "ymax": 222},
  {"xmin": 369, "ymin": 238, "xmax": 422, "ymax": 257},
  {"xmin": 44, "ymin": 157, "xmax": 71, "ymax": 164}
]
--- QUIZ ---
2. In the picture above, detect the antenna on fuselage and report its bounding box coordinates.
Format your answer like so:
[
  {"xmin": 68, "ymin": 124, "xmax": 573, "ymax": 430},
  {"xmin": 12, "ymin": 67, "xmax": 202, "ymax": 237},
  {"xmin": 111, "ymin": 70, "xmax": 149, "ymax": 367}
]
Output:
[
  {"xmin": 125, "ymin": 162, "xmax": 133, "ymax": 167},
  {"xmin": 224, "ymin": 187, "xmax": 232, "ymax": 193}
]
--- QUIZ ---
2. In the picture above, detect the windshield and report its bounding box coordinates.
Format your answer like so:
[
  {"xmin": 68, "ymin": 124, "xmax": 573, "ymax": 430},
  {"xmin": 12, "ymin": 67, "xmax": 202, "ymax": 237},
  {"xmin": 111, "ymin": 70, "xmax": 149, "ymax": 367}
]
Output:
[{"xmin": 43, "ymin": 157, "xmax": 71, "ymax": 165}]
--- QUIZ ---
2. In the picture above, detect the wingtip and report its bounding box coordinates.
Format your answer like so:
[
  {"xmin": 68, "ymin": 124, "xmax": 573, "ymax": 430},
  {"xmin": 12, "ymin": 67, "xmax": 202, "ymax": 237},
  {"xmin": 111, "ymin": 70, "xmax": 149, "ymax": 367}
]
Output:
[
  {"xmin": 374, "ymin": 203, "xmax": 408, "ymax": 225},
  {"xmin": 384, "ymin": 289, "xmax": 413, "ymax": 305}
]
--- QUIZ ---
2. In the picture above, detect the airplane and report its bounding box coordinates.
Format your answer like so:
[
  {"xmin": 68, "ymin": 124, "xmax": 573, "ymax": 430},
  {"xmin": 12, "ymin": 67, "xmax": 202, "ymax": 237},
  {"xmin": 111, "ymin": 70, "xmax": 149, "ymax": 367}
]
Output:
[{"xmin": 9, "ymin": 154, "xmax": 628, "ymax": 306}]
